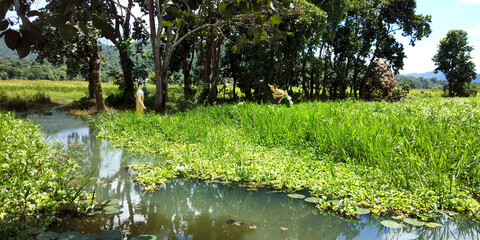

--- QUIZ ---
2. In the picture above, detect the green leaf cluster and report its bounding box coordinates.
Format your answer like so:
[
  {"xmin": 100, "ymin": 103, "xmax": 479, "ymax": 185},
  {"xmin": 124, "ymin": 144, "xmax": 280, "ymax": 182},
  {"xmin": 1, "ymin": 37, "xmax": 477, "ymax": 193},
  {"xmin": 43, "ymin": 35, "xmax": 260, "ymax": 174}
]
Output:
[{"xmin": 0, "ymin": 112, "xmax": 85, "ymax": 238}]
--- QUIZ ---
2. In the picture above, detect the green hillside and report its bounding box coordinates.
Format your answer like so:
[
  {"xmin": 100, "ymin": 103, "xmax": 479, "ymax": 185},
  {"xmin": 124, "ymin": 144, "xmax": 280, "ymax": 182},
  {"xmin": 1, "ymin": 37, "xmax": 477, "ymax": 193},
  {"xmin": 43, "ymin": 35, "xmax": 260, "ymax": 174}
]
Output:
[{"xmin": 0, "ymin": 40, "xmax": 121, "ymax": 81}]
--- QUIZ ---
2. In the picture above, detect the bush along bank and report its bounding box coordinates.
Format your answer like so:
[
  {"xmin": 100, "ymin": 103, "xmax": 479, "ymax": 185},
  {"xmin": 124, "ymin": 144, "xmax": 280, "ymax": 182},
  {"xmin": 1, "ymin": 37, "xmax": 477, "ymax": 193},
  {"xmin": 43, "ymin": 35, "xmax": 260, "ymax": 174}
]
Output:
[
  {"xmin": 92, "ymin": 99, "xmax": 480, "ymax": 221},
  {"xmin": 0, "ymin": 112, "xmax": 88, "ymax": 238}
]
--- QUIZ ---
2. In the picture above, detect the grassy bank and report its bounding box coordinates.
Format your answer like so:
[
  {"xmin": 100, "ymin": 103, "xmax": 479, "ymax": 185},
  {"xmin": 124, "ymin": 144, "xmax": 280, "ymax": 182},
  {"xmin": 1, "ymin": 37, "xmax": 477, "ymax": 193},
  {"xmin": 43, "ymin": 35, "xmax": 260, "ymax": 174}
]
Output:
[
  {"xmin": 92, "ymin": 98, "xmax": 480, "ymax": 221},
  {"xmin": 0, "ymin": 80, "xmax": 118, "ymax": 104},
  {"xmin": 0, "ymin": 112, "xmax": 86, "ymax": 238}
]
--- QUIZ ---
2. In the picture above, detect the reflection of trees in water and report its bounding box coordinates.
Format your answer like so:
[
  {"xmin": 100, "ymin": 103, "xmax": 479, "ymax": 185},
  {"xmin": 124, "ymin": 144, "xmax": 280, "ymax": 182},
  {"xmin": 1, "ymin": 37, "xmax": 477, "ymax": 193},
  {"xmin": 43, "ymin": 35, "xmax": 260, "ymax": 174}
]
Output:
[
  {"xmin": 52, "ymin": 177, "xmax": 480, "ymax": 240},
  {"xmin": 375, "ymin": 215, "xmax": 480, "ymax": 240},
  {"xmin": 56, "ymin": 125, "xmax": 480, "ymax": 240}
]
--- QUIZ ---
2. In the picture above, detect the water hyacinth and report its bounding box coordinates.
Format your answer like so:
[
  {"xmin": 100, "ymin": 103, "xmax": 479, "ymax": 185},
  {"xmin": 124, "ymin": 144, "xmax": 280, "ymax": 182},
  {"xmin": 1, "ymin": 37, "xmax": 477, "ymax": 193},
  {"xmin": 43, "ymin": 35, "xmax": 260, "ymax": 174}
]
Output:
[{"xmin": 93, "ymin": 98, "xmax": 480, "ymax": 220}]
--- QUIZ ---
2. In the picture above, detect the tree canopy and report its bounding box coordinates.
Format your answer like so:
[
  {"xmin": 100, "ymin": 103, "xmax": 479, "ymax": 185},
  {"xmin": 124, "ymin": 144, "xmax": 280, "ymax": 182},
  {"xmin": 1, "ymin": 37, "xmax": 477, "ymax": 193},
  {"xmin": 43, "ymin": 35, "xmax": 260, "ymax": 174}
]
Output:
[
  {"xmin": 432, "ymin": 29, "xmax": 477, "ymax": 97},
  {"xmin": 1, "ymin": 0, "xmax": 434, "ymax": 111}
]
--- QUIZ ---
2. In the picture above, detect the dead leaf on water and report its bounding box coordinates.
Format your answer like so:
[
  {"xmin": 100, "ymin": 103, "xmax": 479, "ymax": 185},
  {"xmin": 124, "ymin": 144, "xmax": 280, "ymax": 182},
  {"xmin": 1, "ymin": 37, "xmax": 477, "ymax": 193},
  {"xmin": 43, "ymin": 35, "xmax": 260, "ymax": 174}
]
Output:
[{"xmin": 280, "ymin": 227, "xmax": 288, "ymax": 231}]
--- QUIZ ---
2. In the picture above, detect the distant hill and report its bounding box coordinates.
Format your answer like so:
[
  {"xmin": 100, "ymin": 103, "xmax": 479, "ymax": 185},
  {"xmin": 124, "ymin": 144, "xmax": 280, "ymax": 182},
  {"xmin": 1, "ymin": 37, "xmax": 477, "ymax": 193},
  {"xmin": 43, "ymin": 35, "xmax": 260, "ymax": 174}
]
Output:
[
  {"xmin": 0, "ymin": 39, "xmax": 121, "ymax": 80},
  {"xmin": 403, "ymin": 71, "xmax": 480, "ymax": 84}
]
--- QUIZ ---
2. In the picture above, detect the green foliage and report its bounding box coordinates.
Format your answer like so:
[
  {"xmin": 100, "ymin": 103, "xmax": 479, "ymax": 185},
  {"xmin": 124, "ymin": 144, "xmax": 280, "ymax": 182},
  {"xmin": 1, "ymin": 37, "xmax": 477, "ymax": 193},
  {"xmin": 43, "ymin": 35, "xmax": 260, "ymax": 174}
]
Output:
[
  {"xmin": 433, "ymin": 30, "xmax": 477, "ymax": 97},
  {"xmin": 0, "ymin": 89, "xmax": 52, "ymax": 111},
  {"xmin": 386, "ymin": 82, "xmax": 411, "ymax": 102},
  {"xmin": 0, "ymin": 56, "xmax": 71, "ymax": 80},
  {"xmin": 395, "ymin": 75, "xmax": 447, "ymax": 89},
  {"xmin": 0, "ymin": 112, "xmax": 85, "ymax": 238},
  {"xmin": 0, "ymin": 80, "xmax": 118, "ymax": 109},
  {"xmin": 66, "ymin": 97, "xmax": 96, "ymax": 110},
  {"xmin": 93, "ymin": 99, "xmax": 480, "ymax": 220}
]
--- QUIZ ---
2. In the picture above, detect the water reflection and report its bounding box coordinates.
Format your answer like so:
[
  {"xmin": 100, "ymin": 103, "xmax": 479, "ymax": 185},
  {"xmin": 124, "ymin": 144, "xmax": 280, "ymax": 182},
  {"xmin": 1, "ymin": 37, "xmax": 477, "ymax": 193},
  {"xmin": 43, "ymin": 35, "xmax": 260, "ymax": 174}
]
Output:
[{"xmin": 28, "ymin": 111, "xmax": 480, "ymax": 240}]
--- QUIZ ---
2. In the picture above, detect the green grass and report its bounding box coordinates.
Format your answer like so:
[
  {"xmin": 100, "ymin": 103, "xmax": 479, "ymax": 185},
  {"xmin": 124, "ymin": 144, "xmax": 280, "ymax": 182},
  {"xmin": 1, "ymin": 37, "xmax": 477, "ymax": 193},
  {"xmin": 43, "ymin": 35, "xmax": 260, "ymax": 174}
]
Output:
[
  {"xmin": 93, "ymin": 98, "xmax": 480, "ymax": 221},
  {"xmin": 0, "ymin": 80, "xmax": 118, "ymax": 106},
  {"xmin": 0, "ymin": 112, "xmax": 86, "ymax": 238}
]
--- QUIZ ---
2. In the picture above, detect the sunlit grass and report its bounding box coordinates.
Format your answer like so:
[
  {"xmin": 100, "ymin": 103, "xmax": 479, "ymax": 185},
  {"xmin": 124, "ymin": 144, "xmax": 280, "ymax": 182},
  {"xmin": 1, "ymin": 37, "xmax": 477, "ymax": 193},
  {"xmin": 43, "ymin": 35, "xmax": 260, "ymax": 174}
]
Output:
[
  {"xmin": 0, "ymin": 80, "xmax": 118, "ymax": 104},
  {"xmin": 93, "ymin": 97, "xmax": 480, "ymax": 220}
]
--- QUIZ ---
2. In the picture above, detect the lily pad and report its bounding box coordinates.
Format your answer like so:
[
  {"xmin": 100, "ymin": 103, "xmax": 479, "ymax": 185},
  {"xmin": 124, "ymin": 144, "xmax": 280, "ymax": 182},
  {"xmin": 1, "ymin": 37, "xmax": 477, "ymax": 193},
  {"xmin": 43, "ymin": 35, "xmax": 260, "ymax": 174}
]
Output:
[
  {"xmin": 304, "ymin": 197, "xmax": 322, "ymax": 204},
  {"xmin": 425, "ymin": 222, "xmax": 443, "ymax": 228},
  {"xmin": 37, "ymin": 231, "xmax": 60, "ymax": 240},
  {"xmin": 59, "ymin": 231, "xmax": 82, "ymax": 240},
  {"xmin": 107, "ymin": 199, "xmax": 121, "ymax": 206},
  {"xmin": 355, "ymin": 207, "xmax": 371, "ymax": 215},
  {"xmin": 98, "ymin": 230, "xmax": 122, "ymax": 240},
  {"xmin": 106, "ymin": 210, "xmax": 123, "ymax": 216},
  {"xmin": 266, "ymin": 191, "xmax": 281, "ymax": 194},
  {"xmin": 287, "ymin": 194, "xmax": 305, "ymax": 199},
  {"xmin": 403, "ymin": 218, "xmax": 425, "ymax": 227},
  {"xmin": 380, "ymin": 220, "xmax": 403, "ymax": 229},
  {"xmin": 104, "ymin": 206, "xmax": 121, "ymax": 212},
  {"xmin": 131, "ymin": 235, "xmax": 157, "ymax": 240},
  {"xmin": 84, "ymin": 234, "xmax": 100, "ymax": 240}
]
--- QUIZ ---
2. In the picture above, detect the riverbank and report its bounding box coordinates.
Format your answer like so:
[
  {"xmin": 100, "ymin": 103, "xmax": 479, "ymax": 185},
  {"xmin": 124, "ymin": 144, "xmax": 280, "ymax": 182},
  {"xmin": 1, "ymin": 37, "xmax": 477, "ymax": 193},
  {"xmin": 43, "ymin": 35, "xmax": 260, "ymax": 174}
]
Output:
[
  {"xmin": 0, "ymin": 112, "xmax": 88, "ymax": 238},
  {"xmin": 92, "ymin": 98, "xmax": 480, "ymax": 221}
]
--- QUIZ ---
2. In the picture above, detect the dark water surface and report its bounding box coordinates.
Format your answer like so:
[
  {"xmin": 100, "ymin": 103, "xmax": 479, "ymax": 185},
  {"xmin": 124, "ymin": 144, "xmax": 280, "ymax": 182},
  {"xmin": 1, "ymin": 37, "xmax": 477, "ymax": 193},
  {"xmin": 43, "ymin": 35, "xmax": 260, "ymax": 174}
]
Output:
[{"xmin": 28, "ymin": 111, "xmax": 480, "ymax": 240}]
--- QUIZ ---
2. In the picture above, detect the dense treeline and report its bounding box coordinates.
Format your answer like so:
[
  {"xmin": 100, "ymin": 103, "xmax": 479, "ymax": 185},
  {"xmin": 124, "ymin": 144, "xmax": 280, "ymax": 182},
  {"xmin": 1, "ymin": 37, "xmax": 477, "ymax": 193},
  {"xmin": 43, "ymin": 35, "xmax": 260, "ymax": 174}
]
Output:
[
  {"xmin": 1, "ymin": 0, "xmax": 432, "ymax": 112},
  {"xmin": 395, "ymin": 75, "xmax": 446, "ymax": 89},
  {"xmin": 0, "ymin": 57, "xmax": 71, "ymax": 80},
  {"xmin": 0, "ymin": 42, "xmax": 122, "ymax": 81}
]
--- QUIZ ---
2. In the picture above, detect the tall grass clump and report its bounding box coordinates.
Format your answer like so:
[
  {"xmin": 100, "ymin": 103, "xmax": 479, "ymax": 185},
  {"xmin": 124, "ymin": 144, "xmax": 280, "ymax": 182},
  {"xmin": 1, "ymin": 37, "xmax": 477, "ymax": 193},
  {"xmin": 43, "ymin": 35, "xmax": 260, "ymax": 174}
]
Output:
[
  {"xmin": 93, "ymin": 98, "xmax": 480, "ymax": 220},
  {"xmin": 0, "ymin": 112, "xmax": 86, "ymax": 238}
]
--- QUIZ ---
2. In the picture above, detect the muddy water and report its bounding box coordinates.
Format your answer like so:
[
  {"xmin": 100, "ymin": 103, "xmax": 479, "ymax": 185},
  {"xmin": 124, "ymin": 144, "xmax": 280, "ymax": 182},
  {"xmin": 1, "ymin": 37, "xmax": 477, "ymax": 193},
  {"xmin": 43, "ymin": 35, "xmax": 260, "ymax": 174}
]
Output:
[{"xmin": 28, "ymin": 111, "xmax": 480, "ymax": 240}]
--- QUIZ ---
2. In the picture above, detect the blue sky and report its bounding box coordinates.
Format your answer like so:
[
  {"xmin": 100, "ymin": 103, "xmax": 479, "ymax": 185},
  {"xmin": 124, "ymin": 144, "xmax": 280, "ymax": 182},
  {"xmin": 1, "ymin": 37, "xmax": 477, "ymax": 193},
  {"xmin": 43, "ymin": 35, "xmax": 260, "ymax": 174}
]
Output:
[{"xmin": 397, "ymin": 0, "xmax": 480, "ymax": 74}]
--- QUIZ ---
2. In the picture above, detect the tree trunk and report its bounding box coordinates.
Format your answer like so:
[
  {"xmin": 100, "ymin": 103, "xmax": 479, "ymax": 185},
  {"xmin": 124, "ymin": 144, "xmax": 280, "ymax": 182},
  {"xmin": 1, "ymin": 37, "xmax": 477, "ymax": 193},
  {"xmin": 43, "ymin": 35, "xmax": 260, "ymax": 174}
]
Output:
[
  {"xmin": 88, "ymin": 76, "xmax": 95, "ymax": 99},
  {"xmin": 89, "ymin": 41, "xmax": 105, "ymax": 111},
  {"xmin": 182, "ymin": 43, "xmax": 194, "ymax": 96},
  {"xmin": 321, "ymin": 57, "xmax": 329, "ymax": 99},
  {"xmin": 309, "ymin": 65, "xmax": 315, "ymax": 99},
  {"xmin": 118, "ymin": 46, "xmax": 135, "ymax": 101},
  {"xmin": 208, "ymin": 35, "xmax": 223, "ymax": 103},
  {"xmin": 352, "ymin": 59, "xmax": 359, "ymax": 99},
  {"xmin": 301, "ymin": 47, "xmax": 311, "ymax": 98},
  {"xmin": 148, "ymin": 0, "xmax": 166, "ymax": 113}
]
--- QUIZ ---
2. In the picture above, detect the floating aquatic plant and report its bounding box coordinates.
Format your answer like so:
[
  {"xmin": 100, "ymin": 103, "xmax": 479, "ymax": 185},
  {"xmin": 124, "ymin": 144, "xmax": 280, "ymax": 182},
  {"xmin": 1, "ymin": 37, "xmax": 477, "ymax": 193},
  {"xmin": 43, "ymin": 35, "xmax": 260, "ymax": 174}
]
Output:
[
  {"xmin": 381, "ymin": 220, "xmax": 403, "ymax": 229},
  {"xmin": 403, "ymin": 218, "xmax": 425, "ymax": 227},
  {"xmin": 93, "ymin": 99, "xmax": 480, "ymax": 220},
  {"xmin": 288, "ymin": 194, "xmax": 306, "ymax": 199},
  {"xmin": 304, "ymin": 197, "xmax": 323, "ymax": 204}
]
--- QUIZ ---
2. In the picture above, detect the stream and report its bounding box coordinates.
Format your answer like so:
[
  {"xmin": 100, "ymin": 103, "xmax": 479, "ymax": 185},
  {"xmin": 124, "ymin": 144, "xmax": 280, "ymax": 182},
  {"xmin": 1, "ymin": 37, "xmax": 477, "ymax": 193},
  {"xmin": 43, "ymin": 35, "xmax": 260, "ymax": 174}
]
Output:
[{"xmin": 28, "ymin": 110, "xmax": 480, "ymax": 240}]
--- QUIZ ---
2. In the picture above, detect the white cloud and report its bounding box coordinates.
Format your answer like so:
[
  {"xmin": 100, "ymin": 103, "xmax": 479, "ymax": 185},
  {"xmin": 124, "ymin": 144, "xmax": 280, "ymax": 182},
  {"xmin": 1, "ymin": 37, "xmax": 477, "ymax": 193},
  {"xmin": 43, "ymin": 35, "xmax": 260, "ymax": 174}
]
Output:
[
  {"xmin": 471, "ymin": 41, "xmax": 480, "ymax": 71},
  {"xmin": 400, "ymin": 43, "xmax": 438, "ymax": 74},
  {"xmin": 467, "ymin": 23, "xmax": 480, "ymax": 36},
  {"xmin": 458, "ymin": 0, "xmax": 480, "ymax": 4}
]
